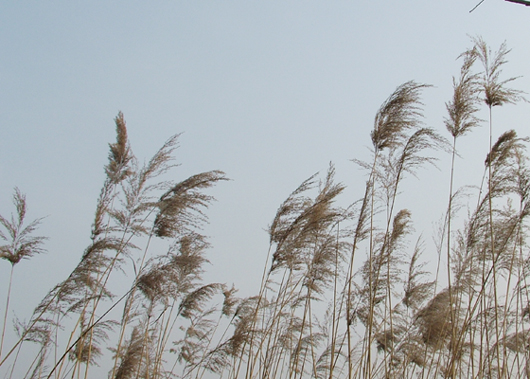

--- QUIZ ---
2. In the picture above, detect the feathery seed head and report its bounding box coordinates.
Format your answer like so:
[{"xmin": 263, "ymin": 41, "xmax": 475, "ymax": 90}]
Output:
[
  {"xmin": 105, "ymin": 112, "xmax": 133, "ymax": 183},
  {"xmin": 484, "ymin": 129, "xmax": 525, "ymax": 167},
  {"xmin": 445, "ymin": 47, "xmax": 482, "ymax": 138},
  {"xmin": 0, "ymin": 188, "xmax": 47, "ymax": 266},
  {"xmin": 154, "ymin": 170, "xmax": 227, "ymax": 238},
  {"xmin": 371, "ymin": 81, "xmax": 430, "ymax": 151},
  {"xmin": 473, "ymin": 37, "xmax": 525, "ymax": 107}
]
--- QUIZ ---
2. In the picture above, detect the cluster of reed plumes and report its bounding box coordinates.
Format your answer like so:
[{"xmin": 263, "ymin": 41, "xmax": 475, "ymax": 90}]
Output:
[{"xmin": 1, "ymin": 37, "xmax": 529, "ymax": 378}]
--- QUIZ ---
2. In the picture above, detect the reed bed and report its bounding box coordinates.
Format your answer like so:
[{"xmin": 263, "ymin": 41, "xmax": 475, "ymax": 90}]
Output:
[{"xmin": 1, "ymin": 38, "xmax": 529, "ymax": 378}]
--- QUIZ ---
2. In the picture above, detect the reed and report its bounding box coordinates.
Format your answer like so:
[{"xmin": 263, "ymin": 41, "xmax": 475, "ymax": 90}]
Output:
[
  {"xmin": 0, "ymin": 189, "xmax": 46, "ymax": 361},
  {"xmin": 0, "ymin": 38, "xmax": 528, "ymax": 379}
]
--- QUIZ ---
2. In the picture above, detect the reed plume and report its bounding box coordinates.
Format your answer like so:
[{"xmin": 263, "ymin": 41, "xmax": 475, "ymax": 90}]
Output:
[
  {"xmin": 371, "ymin": 81, "xmax": 431, "ymax": 152},
  {"xmin": 444, "ymin": 47, "xmax": 482, "ymax": 139},
  {"xmin": 0, "ymin": 189, "xmax": 47, "ymax": 266},
  {"xmin": 0, "ymin": 188, "xmax": 46, "ymax": 361},
  {"xmin": 473, "ymin": 37, "xmax": 525, "ymax": 108}
]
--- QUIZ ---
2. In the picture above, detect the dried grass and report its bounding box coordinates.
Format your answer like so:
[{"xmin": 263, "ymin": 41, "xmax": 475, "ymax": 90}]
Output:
[{"xmin": 1, "ymin": 38, "xmax": 529, "ymax": 379}]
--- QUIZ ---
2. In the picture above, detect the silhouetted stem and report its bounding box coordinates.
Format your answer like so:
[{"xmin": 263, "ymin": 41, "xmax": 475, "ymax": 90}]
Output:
[{"xmin": 0, "ymin": 265, "xmax": 14, "ymax": 361}]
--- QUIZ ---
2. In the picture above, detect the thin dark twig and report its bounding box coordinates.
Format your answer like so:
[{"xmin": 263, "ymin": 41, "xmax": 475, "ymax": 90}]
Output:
[
  {"xmin": 470, "ymin": 0, "xmax": 486, "ymax": 13},
  {"xmin": 471, "ymin": 0, "xmax": 530, "ymax": 12}
]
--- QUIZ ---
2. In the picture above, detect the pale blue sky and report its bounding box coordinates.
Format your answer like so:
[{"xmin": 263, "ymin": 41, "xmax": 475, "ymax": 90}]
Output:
[{"xmin": 1, "ymin": 1, "xmax": 529, "ymax": 335}]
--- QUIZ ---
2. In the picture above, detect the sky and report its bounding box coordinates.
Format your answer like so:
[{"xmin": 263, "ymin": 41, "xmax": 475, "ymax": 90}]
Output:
[{"xmin": 1, "ymin": 0, "xmax": 530, "ymax": 358}]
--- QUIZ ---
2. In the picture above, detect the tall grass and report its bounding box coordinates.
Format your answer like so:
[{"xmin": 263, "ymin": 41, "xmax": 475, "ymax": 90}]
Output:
[{"xmin": 0, "ymin": 38, "xmax": 528, "ymax": 378}]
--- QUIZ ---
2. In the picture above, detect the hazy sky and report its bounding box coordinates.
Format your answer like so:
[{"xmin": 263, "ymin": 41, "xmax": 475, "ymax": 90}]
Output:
[{"xmin": 1, "ymin": 1, "xmax": 529, "ymax": 335}]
